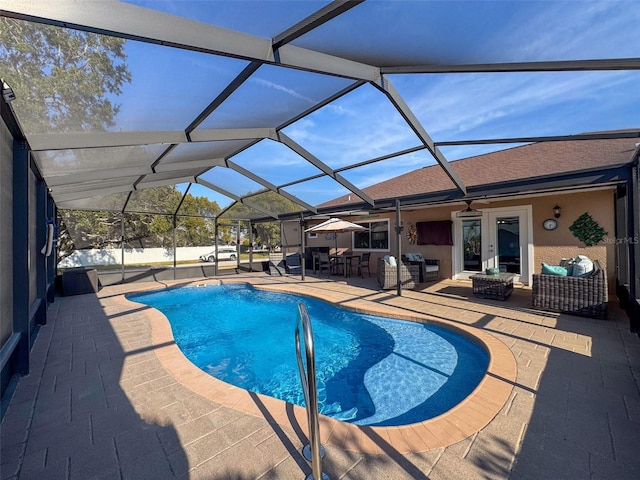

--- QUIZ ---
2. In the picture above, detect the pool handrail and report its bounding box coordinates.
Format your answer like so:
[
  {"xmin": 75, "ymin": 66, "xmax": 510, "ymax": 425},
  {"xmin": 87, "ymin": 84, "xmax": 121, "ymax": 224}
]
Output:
[{"xmin": 295, "ymin": 303, "xmax": 329, "ymax": 480}]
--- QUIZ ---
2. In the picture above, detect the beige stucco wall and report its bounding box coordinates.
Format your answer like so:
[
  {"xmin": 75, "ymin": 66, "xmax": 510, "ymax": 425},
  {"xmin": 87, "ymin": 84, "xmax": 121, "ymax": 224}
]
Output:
[
  {"xmin": 295, "ymin": 188, "xmax": 616, "ymax": 292},
  {"xmin": 530, "ymin": 190, "xmax": 615, "ymax": 282}
]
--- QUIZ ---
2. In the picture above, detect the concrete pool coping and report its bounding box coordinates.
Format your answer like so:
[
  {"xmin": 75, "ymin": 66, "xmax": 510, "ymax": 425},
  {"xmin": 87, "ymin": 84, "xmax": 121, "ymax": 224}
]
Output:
[{"xmin": 119, "ymin": 278, "xmax": 517, "ymax": 455}]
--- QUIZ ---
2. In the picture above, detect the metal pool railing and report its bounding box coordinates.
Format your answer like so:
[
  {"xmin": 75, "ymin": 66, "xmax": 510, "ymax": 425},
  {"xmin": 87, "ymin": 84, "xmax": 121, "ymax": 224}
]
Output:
[{"xmin": 295, "ymin": 303, "xmax": 329, "ymax": 480}]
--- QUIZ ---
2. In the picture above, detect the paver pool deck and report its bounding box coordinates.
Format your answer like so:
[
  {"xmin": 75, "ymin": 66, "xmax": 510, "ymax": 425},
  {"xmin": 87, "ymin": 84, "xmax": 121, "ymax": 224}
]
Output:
[{"xmin": 2, "ymin": 273, "xmax": 639, "ymax": 479}]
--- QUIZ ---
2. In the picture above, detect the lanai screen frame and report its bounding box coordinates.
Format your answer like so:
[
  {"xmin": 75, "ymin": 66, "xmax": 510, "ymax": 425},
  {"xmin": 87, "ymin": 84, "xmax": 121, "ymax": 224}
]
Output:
[
  {"xmin": 3, "ymin": 0, "xmax": 638, "ymax": 225},
  {"xmin": 1, "ymin": 1, "xmax": 639, "ymax": 329}
]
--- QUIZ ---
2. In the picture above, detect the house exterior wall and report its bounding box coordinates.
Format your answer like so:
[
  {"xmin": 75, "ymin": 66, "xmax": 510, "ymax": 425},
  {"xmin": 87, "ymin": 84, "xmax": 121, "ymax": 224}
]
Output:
[
  {"xmin": 306, "ymin": 189, "xmax": 616, "ymax": 292},
  {"xmin": 530, "ymin": 189, "xmax": 615, "ymax": 287}
]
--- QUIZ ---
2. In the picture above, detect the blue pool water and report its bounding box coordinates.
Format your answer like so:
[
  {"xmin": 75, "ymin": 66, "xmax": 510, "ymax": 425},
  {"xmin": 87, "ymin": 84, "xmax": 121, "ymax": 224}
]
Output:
[{"xmin": 129, "ymin": 284, "xmax": 488, "ymax": 426}]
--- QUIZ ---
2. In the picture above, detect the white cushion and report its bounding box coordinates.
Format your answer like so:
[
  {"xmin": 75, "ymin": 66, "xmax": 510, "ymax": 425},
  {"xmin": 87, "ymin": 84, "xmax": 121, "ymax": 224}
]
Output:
[
  {"xmin": 425, "ymin": 265, "xmax": 439, "ymax": 273},
  {"xmin": 388, "ymin": 255, "xmax": 397, "ymax": 267},
  {"xmin": 571, "ymin": 255, "xmax": 594, "ymax": 277}
]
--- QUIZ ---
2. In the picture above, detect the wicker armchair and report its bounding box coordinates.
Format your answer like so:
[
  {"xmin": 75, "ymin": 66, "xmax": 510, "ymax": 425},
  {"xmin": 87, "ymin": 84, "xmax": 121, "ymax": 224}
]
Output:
[
  {"xmin": 401, "ymin": 255, "xmax": 440, "ymax": 282},
  {"xmin": 377, "ymin": 257, "xmax": 420, "ymax": 290},
  {"xmin": 532, "ymin": 260, "xmax": 608, "ymax": 319}
]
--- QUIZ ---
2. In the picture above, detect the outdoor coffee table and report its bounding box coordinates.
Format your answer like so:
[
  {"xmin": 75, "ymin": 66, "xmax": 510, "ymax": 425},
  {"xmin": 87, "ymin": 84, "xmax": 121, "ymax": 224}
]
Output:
[{"xmin": 470, "ymin": 272, "xmax": 515, "ymax": 300}]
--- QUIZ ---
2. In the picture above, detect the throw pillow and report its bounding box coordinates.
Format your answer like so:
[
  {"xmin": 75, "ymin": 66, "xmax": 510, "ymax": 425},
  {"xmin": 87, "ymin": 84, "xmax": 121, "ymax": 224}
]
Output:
[
  {"xmin": 388, "ymin": 255, "xmax": 397, "ymax": 267},
  {"xmin": 571, "ymin": 255, "xmax": 594, "ymax": 277},
  {"xmin": 405, "ymin": 253, "xmax": 416, "ymax": 261},
  {"xmin": 541, "ymin": 263, "xmax": 568, "ymax": 276},
  {"xmin": 383, "ymin": 255, "xmax": 391, "ymax": 265},
  {"xmin": 559, "ymin": 258, "xmax": 574, "ymax": 267},
  {"xmin": 414, "ymin": 253, "xmax": 424, "ymax": 262}
]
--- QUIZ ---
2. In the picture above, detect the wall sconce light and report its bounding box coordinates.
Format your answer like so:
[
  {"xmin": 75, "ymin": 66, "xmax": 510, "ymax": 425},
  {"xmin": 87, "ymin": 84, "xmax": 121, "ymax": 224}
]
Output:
[{"xmin": 553, "ymin": 205, "xmax": 561, "ymax": 218}]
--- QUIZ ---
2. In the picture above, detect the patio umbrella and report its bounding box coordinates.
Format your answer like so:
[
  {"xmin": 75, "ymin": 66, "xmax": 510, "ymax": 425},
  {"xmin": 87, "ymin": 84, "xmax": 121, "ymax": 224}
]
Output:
[{"xmin": 304, "ymin": 217, "xmax": 367, "ymax": 253}]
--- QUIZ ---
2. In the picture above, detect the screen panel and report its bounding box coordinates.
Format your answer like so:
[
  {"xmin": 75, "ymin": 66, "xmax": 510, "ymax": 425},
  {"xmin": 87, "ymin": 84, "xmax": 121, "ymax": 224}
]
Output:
[{"xmin": 195, "ymin": 64, "xmax": 353, "ymax": 129}]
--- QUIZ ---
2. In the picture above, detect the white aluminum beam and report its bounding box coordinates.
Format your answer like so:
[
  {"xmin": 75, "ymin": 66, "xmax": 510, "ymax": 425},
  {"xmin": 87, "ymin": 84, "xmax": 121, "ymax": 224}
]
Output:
[
  {"xmin": 28, "ymin": 131, "xmax": 188, "ymax": 151},
  {"xmin": 54, "ymin": 185, "xmax": 134, "ymax": 202},
  {"xmin": 276, "ymin": 43, "xmax": 380, "ymax": 81},
  {"xmin": 2, "ymin": 0, "xmax": 380, "ymax": 81},
  {"xmin": 136, "ymin": 175, "xmax": 196, "ymax": 190},
  {"xmin": 375, "ymin": 76, "xmax": 467, "ymax": 196},
  {"xmin": 381, "ymin": 58, "xmax": 640, "ymax": 74},
  {"xmin": 154, "ymin": 158, "xmax": 226, "ymax": 173},
  {"xmin": 276, "ymin": 132, "xmax": 376, "ymax": 206},
  {"xmin": 189, "ymin": 128, "xmax": 276, "ymax": 143},
  {"xmin": 45, "ymin": 165, "xmax": 152, "ymax": 186},
  {"xmin": 27, "ymin": 129, "xmax": 276, "ymax": 151},
  {"xmin": 50, "ymin": 177, "xmax": 136, "ymax": 194}
]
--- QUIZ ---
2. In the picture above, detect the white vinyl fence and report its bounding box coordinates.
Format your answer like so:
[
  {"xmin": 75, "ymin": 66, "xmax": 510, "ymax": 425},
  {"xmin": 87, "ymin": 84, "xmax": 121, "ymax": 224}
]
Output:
[{"xmin": 58, "ymin": 246, "xmax": 220, "ymax": 268}]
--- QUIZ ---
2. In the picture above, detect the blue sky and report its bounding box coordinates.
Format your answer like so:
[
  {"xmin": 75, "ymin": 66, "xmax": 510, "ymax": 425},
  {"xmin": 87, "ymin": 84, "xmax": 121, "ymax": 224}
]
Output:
[{"xmin": 118, "ymin": 1, "xmax": 640, "ymax": 208}]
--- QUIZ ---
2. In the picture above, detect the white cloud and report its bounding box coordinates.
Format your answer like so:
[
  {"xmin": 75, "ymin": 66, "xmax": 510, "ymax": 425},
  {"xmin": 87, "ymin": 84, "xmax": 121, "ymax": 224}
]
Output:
[
  {"xmin": 250, "ymin": 77, "xmax": 315, "ymax": 104},
  {"xmin": 498, "ymin": 1, "xmax": 640, "ymax": 61},
  {"xmin": 400, "ymin": 69, "xmax": 637, "ymax": 140}
]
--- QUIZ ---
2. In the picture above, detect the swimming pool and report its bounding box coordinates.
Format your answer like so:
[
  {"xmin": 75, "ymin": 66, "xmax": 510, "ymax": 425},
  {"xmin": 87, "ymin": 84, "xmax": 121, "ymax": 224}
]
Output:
[{"xmin": 129, "ymin": 283, "xmax": 489, "ymax": 427}]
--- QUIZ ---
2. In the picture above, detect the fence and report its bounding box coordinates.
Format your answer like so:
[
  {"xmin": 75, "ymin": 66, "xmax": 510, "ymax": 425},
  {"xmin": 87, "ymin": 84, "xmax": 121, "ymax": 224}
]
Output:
[{"xmin": 59, "ymin": 246, "xmax": 223, "ymax": 268}]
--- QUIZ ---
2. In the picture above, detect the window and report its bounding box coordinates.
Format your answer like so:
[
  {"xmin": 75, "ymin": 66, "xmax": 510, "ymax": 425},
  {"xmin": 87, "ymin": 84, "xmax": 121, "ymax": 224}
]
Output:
[
  {"xmin": 462, "ymin": 219, "xmax": 482, "ymax": 272},
  {"xmin": 353, "ymin": 220, "xmax": 389, "ymax": 251}
]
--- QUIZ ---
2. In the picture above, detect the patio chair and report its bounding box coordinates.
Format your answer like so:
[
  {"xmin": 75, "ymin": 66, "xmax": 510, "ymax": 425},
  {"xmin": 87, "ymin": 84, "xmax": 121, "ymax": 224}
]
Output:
[
  {"xmin": 401, "ymin": 254, "xmax": 440, "ymax": 282},
  {"xmin": 330, "ymin": 254, "xmax": 344, "ymax": 276},
  {"xmin": 284, "ymin": 253, "xmax": 301, "ymax": 275},
  {"xmin": 532, "ymin": 260, "xmax": 608, "ymax": 319},
  {"xmin": 355, "ymin": 252, "xmax": 371, "ymax": 277},
  {"xmin": 317, "ymin": 252, "xmax": 331, "ymax": 278}
]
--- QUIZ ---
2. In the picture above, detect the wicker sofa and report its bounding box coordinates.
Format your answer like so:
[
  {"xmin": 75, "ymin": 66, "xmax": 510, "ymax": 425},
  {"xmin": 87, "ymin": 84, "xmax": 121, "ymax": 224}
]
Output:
[
  {"xmin": 377, "ymin": 257, "xmax": 420, "ymax": 290},
  {"xmin": 532, "ymin": 260, "xmax": 608, "ymax": 319}
]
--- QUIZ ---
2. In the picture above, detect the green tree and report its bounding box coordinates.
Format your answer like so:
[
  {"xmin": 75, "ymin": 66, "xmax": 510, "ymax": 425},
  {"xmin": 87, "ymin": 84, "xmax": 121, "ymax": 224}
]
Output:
[
  {"xmin": 57, "ymin": 210, "xmax": 121, "ymax": 259},
  {"xmin": 2, "ymin": 17, "xmax": 134, "ymax": 260},
  {"xmin": 221, "ymin": 191, "xmax": 304, "ymax": 250},
  {"xmin": 0, "ymin": 18, "xmax": 131, "ymax": 133},
  {"xmin": 176, "ymin": 194, "xmax": 221, "ymax": 246},
  {"xmin": 58, "ymin": 187, "xmax": 222, "ymax": 259}
]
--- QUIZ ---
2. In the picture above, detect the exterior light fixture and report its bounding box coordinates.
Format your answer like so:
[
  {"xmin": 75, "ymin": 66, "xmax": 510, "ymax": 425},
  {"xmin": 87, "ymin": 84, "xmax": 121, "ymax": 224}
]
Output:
[
  {"xmin": 553, "ymin": 205, "xmax": 561, "ymax": 218},
  {"xmin": 456, "ymin": 200, "xmax": 482, "ymax": 218}
]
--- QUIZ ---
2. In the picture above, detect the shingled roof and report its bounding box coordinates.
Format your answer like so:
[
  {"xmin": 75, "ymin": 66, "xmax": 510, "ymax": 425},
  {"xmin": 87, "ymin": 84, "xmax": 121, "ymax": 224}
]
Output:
[{"xmin": 319, "ymin": 132, "xmax": 640, "ymax": 209}]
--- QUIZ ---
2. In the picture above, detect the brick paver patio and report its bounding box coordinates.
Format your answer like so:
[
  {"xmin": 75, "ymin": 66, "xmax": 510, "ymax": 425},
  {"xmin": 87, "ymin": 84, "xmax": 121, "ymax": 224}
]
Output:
[{"xmin": 2, "ymin": 274, "xmax": 639, "ymax": 479}]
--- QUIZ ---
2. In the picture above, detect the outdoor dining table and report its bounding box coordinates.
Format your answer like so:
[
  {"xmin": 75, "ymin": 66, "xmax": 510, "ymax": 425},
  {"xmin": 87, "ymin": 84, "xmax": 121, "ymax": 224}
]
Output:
[{"xmin": 329, "ymin": 253, "xmax": 360, "ymax": 277}]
